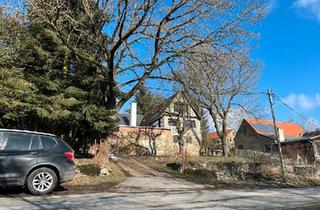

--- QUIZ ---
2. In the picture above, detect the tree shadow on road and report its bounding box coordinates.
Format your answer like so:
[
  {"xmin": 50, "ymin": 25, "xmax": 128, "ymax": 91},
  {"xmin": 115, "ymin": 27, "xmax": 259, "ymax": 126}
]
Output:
[{"xmin": 0, "ymin": 185, "xmax": 68, "ymax": 197}]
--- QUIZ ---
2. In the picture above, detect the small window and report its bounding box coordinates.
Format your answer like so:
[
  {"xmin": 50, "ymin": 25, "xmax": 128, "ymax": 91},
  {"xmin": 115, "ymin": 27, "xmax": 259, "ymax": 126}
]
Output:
[
  {"xmin": 168, "ymin": 118, "xmax": 177, "ymax": 127},
  {"xmin": 4, "ymin": 133, "xmax": 32, "ymax": 151},
  {"xmin": 185, "ymin": 120, "xmax": 196, "ymax": 128},
  {"xmin": 263, "ymin": 143, "xmax": 272, "ymax": 153},
  {"xmin": 41, "ymin": 136, "xmax": 57, "ymax": 150},
  {"xmin": 238, "ymin": 144, "xmax": 244, "ymax": 150},
  {"xmin": 173, "ymin": 135, "xmax": 179, "ymax": 143},
  {"xmin": 174, "ymin": 103, "xmax": 185, "ymax": 113},
  {"xmin": 186, "ymin": 136, "xmax": 192, "ymax": 144},
  {"xmin": 152, "ymin": 121, "xmax": 159, "ymax": 127}
]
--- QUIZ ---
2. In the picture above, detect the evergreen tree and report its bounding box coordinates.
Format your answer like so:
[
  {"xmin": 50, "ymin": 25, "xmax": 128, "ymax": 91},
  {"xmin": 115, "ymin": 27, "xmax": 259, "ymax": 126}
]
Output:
[{"xmin": 0, "ymin": 8, "xmax": 116, "ymax": 152}]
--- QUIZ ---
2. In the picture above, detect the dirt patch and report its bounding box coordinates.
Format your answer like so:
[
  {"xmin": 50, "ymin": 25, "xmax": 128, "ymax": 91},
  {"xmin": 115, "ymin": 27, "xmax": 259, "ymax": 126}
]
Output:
[
  {"xmin": 118, "ymin": 158, "xmax": 156, "ymax": 176},
  {"xmin": 63, "ymin": 159, "xmax": 126, "ymax": 189}
]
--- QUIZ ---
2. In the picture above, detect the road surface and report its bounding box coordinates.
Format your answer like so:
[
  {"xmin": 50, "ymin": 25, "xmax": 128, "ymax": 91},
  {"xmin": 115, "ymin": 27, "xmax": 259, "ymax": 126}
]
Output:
[{"xmin": 1, "ymin": 176, "xmax": 320, "ymax": 210}]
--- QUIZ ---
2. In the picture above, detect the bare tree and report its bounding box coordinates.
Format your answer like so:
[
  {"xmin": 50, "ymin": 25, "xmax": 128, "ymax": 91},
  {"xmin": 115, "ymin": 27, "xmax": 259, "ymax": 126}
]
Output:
[
  {"xmin": 175, "ymin": 47, "xmax": 261, "ymax": 157},
  {"xmin": 144, "ymin": 127, "xmax": 163, "ymax": 156},
  {"xmin": 24, "ymin": 0, "xmax": 266, "ymax": 111},
  {"xmin": 166, "ymin": 95, "xmax": 192, "ymax": 172}
]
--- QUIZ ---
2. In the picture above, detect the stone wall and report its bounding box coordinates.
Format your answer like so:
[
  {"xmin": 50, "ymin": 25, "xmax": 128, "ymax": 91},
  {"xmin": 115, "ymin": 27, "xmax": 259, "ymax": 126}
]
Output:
[
  {"xmin": 115, "ymin": 126, "xmax": 200, "ymax": 157},
  {"xmin": 281, "ymin": 140, "xmax": 320, "ymax": 165}
]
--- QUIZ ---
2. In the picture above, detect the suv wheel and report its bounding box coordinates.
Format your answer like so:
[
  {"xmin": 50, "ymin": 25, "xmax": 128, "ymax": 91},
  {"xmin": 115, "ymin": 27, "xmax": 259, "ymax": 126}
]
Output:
[{"xmin": 26, "ymin": 168, "xmax": 58, "ymax": 195}]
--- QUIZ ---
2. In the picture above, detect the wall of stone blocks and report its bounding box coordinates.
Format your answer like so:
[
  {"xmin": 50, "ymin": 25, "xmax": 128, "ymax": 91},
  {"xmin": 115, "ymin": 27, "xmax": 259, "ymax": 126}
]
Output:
[{"xmin": 115, "ymin": 126, "xmax": 200, "ymax": 157}]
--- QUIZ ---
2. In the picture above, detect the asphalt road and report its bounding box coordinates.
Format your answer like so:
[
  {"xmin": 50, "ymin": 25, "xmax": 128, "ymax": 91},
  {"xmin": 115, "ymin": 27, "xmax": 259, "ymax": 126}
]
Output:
[{"xmin": 1, "ymin": 177, "xmax": 320, "ymax": 210}]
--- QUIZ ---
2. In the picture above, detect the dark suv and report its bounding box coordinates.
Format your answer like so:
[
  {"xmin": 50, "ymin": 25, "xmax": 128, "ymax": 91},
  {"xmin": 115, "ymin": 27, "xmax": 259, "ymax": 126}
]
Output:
[{"xmin": 0, "ymin": 129, "xmax": 76, "ymax": 195}]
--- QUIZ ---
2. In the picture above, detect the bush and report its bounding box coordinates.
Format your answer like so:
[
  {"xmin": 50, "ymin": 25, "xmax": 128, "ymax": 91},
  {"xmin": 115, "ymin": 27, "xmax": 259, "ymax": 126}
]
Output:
[
  {"xmin": 78, "ymin": 164, "xmax": 101, "ymax": 176},
  {"xmin": 166, "ymin": 162, "xmax": 181, "ymax": 171},
  {"xmin": 184, "ymin": 169, "xmax": 218, "ymax": 180}
]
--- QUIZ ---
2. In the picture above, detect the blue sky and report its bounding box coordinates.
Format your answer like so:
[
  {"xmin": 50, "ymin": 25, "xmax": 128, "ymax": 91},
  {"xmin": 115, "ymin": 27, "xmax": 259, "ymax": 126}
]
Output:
[
  {"xmin": 1, "ymin": 0, "xmax": 319, "ymax": 128},
  {"xmin": 121, "ymin": 0, "xmax": 320, "ymax": 130},
  {"xmin": 253, "ymin": 0, "xmax": 320, "ymax": 128}
]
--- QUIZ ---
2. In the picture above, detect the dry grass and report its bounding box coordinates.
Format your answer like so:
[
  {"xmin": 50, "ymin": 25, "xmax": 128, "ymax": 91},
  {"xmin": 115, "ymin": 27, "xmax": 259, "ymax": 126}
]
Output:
[
  {"xmin": 135, "ymin": 156, "xmax": 320, "ymax": 189},
  {"xmin": 64, "ymin": 159, "xmax": 126, "ymax": 188},
  {"xmin": 119, "ymin": 158, "xmax": 154, "ymax": 176}
]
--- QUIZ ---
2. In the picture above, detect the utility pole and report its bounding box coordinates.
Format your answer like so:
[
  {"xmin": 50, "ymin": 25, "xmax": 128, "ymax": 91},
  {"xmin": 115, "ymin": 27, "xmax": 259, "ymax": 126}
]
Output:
[{"xmin": 267, "ymin": 89, "xmax": 286, "ymax": 183}]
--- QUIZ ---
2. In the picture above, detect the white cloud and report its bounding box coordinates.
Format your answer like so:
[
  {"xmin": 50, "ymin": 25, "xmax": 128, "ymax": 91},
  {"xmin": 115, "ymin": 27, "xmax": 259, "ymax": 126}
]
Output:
[
  {"xmin": 282, "ymin": 93, "xmax": 320, "ymax": 110},
  {"xmin": 293, "ymin": 0, "xmax": 320, "ymax": 22}
]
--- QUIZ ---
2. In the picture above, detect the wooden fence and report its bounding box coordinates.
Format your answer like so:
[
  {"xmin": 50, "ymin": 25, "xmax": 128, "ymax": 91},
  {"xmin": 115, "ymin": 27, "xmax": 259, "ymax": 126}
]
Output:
[{"xmin": 236, "ymin": 149, "xmax": 271, "ymax": 158}]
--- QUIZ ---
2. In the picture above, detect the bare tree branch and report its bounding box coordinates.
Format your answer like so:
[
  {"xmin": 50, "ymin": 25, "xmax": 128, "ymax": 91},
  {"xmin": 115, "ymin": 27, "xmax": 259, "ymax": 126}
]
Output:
[{"xmin": 25, "ymin": 0, "xmax": 266, "ymax": 110}]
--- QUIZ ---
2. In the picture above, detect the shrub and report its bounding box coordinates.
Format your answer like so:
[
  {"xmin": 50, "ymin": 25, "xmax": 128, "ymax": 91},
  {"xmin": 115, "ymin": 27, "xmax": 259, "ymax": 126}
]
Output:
[
  {"xmin": 78, "ymin": 164, "xmax": 101, "ymax": 176},
  {"xmin": 166, "ymin": 162, "xmax": 181, "ymax": 171},
  {"xmin": 184, "ymin": 169, "xmax": 218, "ymax": 180}
]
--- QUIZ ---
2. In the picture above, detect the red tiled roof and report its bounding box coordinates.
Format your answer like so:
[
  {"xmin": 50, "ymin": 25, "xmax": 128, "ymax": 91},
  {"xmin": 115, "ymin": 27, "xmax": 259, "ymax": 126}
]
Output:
[
  {"xmin": 245, "ymin": 118, "xmax": 304, "ymax": 138},
  {"xmin": 209, "ymin": 129, "xmax": 234, "ymax": 141}
]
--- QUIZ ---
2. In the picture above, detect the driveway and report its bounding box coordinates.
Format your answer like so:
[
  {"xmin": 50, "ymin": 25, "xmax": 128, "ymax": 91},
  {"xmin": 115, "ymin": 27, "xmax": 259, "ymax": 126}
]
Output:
[
  {"xmin": 1, "ymin": 159, "xmax": 320, "ymax": 209},
  {"xmin": 1, "ymin": 176, "xmax": 320, "ymax": 210}
]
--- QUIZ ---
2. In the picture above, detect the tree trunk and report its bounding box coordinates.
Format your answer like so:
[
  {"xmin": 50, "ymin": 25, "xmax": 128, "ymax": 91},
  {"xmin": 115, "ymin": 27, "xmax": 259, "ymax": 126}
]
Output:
[
  {"xmin": 222, "ymin": 135, "xmax": 230, "ymax": 157},
  {"xmin": 178, "ymin": 136, "xmax": 186, "ymax": 173},
  {"xmin": 94, "ymin": 139, "xmax": 111, "ymax": 165},
  {"xmin": 180, "ymin": 146, "xmax": 186, "ymax": 173}
]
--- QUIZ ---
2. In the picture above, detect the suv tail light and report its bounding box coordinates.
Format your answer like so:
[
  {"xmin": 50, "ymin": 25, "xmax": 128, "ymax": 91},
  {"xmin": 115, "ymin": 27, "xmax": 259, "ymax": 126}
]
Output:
[{"xmin": 64, "ymin": 151, "xmax": 74, "ymax": 161}]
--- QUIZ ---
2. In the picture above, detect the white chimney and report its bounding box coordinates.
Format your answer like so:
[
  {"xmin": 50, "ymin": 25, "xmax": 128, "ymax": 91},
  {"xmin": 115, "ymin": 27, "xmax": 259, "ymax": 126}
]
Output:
[
  {"xmin": 130, "ymin": 102, "xmax": 137, "ymax": 126},
  {"xmin": 277, "ymin": 127, "xmax": 285, "ymax": 142}
]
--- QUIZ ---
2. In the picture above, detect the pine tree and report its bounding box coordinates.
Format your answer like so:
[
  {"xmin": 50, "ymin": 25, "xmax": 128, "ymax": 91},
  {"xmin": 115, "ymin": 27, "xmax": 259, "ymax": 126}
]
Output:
[{"xmin": 0, "ymin": 8, "xmax": 116, "ymax": 153}]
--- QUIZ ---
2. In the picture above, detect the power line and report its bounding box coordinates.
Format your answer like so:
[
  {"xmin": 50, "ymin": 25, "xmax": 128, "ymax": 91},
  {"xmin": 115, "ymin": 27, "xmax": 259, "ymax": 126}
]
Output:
[{"xmin": 273, "ymin": 94, "xmax": 320, "ymax": 129}]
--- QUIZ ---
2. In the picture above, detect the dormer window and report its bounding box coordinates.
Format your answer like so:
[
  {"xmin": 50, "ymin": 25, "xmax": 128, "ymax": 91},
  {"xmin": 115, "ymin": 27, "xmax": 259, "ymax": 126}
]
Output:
[
  {"xmin": 174, "ymin": 102, "xmax": 186, "ymax": 113},
  {"xmin": 185, "ymin": 119, "xmax": 196, "ymax": 128},
  {"xmin": 168, "ymin": 118, "xmax": 177, "ymax": 126}
]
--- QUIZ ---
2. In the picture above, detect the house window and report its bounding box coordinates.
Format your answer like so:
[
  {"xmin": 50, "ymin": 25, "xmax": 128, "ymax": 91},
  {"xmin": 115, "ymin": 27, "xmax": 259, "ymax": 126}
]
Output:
[
  {"xmin": 185, "ymin": 119, "xmax": 196, "ymax": 128},
  {"xmin": 174, "ymin": 103, "xmax": 186, "ymax": 113},
  {"xmin": 263, "ymin": 143, "xmax": 272, "ymax": 153},
  {"xmin": 238, "ymin": 144, "xmax": 244, "ymax": 150},
  {"xmin": 168, "ymin": 118, "xmax": 177, "ymax": 127},
  {"xmin": 173, "ymin": 135, "xmax": 179, "ymax": 143},
  {"xmin": 152, "ymin": 121, "xmax": 158, "ymax": 127},
  {"xmin": 186, "ymin": 136, "xmax": 192, "ymax": 144}
]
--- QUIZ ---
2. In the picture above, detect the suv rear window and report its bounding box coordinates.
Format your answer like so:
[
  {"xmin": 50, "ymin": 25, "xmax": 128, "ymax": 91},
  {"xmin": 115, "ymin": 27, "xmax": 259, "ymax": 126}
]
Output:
[{"xmin": 40, "ymin": 136, "xmax": 57, "ymax": 150}]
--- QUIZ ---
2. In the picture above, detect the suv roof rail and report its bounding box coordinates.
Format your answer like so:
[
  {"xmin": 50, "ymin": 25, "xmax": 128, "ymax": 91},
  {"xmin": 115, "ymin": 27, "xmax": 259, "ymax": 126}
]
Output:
[{"xmin": 0, "ymin": 129, "xmax": 56, "ymax": 137}]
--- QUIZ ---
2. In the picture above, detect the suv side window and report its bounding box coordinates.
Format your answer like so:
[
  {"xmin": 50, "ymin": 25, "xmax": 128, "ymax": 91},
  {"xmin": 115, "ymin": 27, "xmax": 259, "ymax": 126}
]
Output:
[
  {"xmin": 0, "ymin": 132, "xmax": 6, "ymax": 150},
  {"xmin": 4, "ymin": 133, "xmax": 33, "ymax": 151},
  {"xmin": 40, "ymin": 136, "xmax": 57, "ymax": 150},
  {"xmin": 30, "ymin": 135, "xmax": 40, "ymax": 150}
]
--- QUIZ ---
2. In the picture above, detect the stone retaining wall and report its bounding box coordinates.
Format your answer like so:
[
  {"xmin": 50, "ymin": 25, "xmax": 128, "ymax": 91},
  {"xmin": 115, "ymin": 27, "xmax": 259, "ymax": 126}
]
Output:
[{"xmin": 115, "ymin": 126, "xmax": 200, "ymax": 157}]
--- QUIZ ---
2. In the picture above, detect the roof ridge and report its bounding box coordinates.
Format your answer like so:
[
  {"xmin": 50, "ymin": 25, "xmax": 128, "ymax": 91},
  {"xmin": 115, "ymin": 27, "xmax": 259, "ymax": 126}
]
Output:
[
  {"xmin": 245, "ymin": 118, "xmax": 301, "ymax": 125},
  {"xmin": 244, "ymin": 118, "xmax": 304, "ymax": 138}
]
